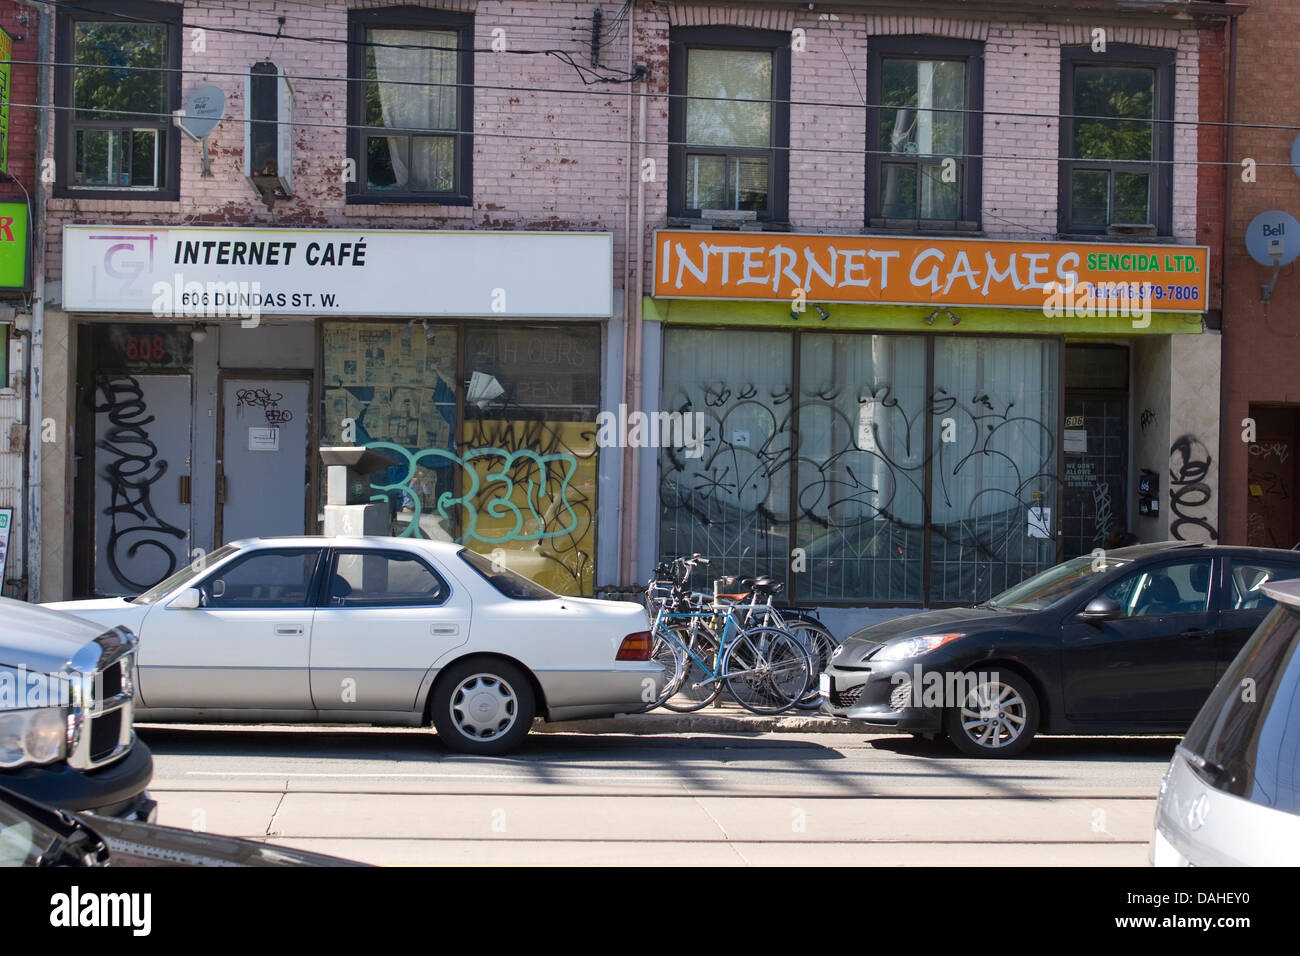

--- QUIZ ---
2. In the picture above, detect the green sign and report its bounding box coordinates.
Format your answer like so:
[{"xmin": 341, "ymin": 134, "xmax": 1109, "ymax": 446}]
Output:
[
  {"xmin": 0, "ymin": 201, "xmax": 27, "ymax": 290},
  {"xmin": 0, "ymin": 29, "xmax": 10, "ymax": 173}
]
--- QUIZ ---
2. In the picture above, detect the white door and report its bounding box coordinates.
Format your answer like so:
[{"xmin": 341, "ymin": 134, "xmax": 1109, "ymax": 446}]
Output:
[
  {"xmin": 310, "ymin": 548, "xmax": 470, "ymax": 713},
  {"xmin": 136, "ymin": 547, "xmax": 323, "ymax": 710},
  {"xmin": 219, "ymin": 377, "xmax": 310, "ymax": 544},
  {"xmin": 92, "ymin": 373, "xmax": 192, "ymax": 595}
]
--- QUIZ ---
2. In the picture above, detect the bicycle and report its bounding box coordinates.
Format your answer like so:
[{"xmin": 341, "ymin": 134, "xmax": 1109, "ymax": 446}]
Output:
[{"xmin": 645, "ymin": 556, "xmax": 814, "ymax": 715}]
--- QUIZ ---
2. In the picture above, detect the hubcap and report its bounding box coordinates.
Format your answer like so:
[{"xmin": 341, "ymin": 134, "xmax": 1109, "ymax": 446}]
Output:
[
  {"xmin": 450, "ymin": 674, "xmax": 518, "ymax": 740},
  {"xmin": 959, "ymin": 680, "xmax": 1027, "ymax": 750}
]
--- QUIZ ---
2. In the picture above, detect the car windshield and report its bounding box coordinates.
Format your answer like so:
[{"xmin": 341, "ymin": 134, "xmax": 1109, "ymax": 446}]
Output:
[
  {"xmin": 1181, "ymin": 603, "xmax": 1300, "ymax": 816},
  {"xmin": 988, "ymin": 555, "xmax": 1130, "ymax": 611},
  {"xmin": 131, "ymin": 544, "xmax": 239, "ymax": 605},
  {"xmin": 457, "ymin": 548, "xmax": 557, "ymax": 600}
]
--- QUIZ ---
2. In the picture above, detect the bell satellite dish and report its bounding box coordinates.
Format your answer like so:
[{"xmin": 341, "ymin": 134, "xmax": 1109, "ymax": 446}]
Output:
[
  {"xmin": 1245, "ymin": 211, "xmax": 1300, "ymax": 268},
  {"xmin": 175, "ymin": 85, "xmax": 225, "ymax": 177}
]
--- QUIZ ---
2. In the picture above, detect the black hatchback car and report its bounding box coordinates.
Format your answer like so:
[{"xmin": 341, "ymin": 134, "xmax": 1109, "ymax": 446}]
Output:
[{"xmin": 820, "ymin": 542, "xmax": 1300, "ymax": 757}]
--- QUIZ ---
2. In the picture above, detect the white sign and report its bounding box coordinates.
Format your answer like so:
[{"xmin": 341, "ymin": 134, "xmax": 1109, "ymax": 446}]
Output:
[
  {"xmin": 0, "ymin": 508, "xmax": 11, "ymax": 582},
  {"xmin": 61, "ymin": 226, "xmax": 614, "ymax": 317},
  {"xmin": 857, "ymin": 401, "xmax": 876, "ymax": 451},
  {"xmin": 1028, "ymin": 506, "xmax": 1052, "ymax": 539},
  {"xmin": 248, "ymin": 427, "xmax": 279, "ymax": 452},
  {"xmin": 1064, "ymin": 429, "xmax": 1088, "ymax": 453}
]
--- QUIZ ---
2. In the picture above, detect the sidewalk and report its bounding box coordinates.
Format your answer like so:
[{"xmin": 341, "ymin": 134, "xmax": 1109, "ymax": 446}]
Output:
[{"xmin": 535, "ymin": 702, "xmax": 868, "ymax": 735}]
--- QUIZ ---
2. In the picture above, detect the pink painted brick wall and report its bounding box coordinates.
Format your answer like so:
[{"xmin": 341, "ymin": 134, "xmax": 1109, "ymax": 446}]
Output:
[{"xmin": 40, "ymin": 2, "xmax": 1206, "ymax": 296}]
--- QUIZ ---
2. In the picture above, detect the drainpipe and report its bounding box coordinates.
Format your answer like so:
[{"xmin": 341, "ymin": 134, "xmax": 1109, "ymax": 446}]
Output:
[
  {"xmin": 1218, "ymin": 11, "xmax": 1238, "ymax": 542},
  {"xmin": 26, "ymin": 0, "xmax": 48, "ymax": 601},
  {"xmin": 618, "ymin": 3, "xmax": 646, "ymax": 585}
]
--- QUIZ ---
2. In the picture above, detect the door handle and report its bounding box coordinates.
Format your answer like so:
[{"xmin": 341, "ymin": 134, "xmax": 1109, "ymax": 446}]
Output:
[
  {"xmin": 275, "ymin": 625, "xmax": 305, "ymax": 635},
  {"xmin": 1180, "ymin": 627, "xmax": 1212, "ymax": 639},
  {"xmin": 431, "ymin": 624, "xmax": 460, "ymax": 636}
]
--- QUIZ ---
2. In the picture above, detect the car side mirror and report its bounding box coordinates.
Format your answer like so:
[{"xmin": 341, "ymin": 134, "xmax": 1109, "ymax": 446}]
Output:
[
  {"xmin": 1077, "ymin": 596, "xmax": 1122, "ymax": 623},
  {"xmin": 170, "ymin": 587, "xmax": 202, "ymax": 610}
]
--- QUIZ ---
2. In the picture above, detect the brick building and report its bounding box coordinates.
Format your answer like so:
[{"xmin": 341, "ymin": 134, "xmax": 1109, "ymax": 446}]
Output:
[
  {"xmin": 0, "ymin": 0, "xmax": 38, "ymax": 598},
  {"xmin": 1220, "ymin": 0, "xmax": 1300, "ymax": 552},
  {"xmin": 20, "ymin": 0, "xmax": 1237, "ymax": 627}
]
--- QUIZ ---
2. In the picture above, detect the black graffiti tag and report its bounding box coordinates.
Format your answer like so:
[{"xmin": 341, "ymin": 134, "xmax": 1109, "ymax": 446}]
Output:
[
  {"xmin": 1169, "ymin": 434, "xmax": 1219, "ymax": 541},
  {"xmin": 94, "ymin": 375, "xmax": 186, "ymax": 591}
]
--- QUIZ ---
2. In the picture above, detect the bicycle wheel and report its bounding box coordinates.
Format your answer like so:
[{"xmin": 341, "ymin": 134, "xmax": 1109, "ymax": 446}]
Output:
[
  {"xmin": 785, "ymin": 620, "xmax": 838, "ymax": 709},
  {"xmin": 721, "ymin": 626, "xmax": 812, "ymax": 715},
  {"xmin": 661, "ymin": 621, "xmax": 723, "ymax": 713},
  {"xmin": 642, "ymin": 626, "xmax": 686, "ymax": 711}
]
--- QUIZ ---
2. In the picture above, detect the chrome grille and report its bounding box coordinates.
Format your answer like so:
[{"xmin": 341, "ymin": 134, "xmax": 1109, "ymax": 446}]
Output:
[{"xmin": 67, "ymin": 627, "xmax": 138, "ymax": 771}]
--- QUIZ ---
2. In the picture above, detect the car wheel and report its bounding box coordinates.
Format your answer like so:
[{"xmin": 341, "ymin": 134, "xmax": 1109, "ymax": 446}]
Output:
[
  {"xmin": 943, "ymin": 669, "xmax": 1039, "ymax": 758},
  {"xmin": 431, "ymin": 658, "xmax": 536, "ymax": 755}
]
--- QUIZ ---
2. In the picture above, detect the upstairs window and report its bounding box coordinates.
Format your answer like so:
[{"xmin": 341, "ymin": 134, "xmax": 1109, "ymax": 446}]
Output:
[
  {"xmin": 54, "ymin": 0, "xmax": 181, "ymax": 200},
  {"xmin": 1060, "ymin": 46, "xmax": 1174, "ymax": 236},
  {"xmin": 867, "ymin": 37, "xmax": 983, "ymax": 229},
  {"xmin": 347, "ymin": 8, "xmax": 473, "ymax": 204},
  {"xmin": 669, "ymin": 27, "xmax": 790, "ymax": 224}
]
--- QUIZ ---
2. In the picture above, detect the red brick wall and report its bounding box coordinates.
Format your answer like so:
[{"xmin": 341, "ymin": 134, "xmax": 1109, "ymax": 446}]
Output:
[
  {"xmin": 1220, "ymin": 0, "xmax": 1300, "ymax": 544},
  {"xmin": 0, "ymin": 0, "xmax": 38, "ymax": 201}
]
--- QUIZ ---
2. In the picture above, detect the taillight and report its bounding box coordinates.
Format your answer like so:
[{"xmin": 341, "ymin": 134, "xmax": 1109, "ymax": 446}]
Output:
[{"xmin": 616, "ymin": 631, "xmax": 653, "ymax": 661}]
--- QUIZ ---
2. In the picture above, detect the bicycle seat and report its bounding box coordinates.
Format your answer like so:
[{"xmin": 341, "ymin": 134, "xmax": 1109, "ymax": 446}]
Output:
[{"xmin": 751, "ymin": 576, "xmax": 784, "ymax": 595}]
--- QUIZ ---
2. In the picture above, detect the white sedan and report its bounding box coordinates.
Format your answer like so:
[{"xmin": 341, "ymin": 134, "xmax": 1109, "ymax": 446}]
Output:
[{"xmin": 45, "ymin": 537, "xmax": 662, "ymax": 755}]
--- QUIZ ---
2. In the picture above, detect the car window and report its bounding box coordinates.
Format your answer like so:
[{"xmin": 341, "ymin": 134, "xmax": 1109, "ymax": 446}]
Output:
[
  {"xmin": 326, "ymin": 550, "xmax": 450, "ymax": 608},
  {"xmin": 1182, "ymin": 604, "xmax": 1300, "ymax": 816},
  {"xmin": 990, "ymin": 555, "xmax": 1131, "ymax": 610},
  {"xmin": 132, "ymin": 544, "xmax": 239, "ymax": 605},
  {"xmin": 1100, "ymin": 559, "xmax": 1212, "ymax": 618},
  {"xmin": 197, "ymin": 549, "xmax": 320, "ymax": 609},
  {"xmin": 1227, "ymin": 559, "xmax": 1300, "ymax": 612},
  {"xmin": 457, "ymin": 548, "xmax": 556, "ymax": 600}
]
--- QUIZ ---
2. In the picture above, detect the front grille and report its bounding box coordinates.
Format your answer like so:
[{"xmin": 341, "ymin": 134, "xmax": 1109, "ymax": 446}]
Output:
[
  {"xmin": 67, "ymin": 628, "xmax": 137, "ymax": 771},
  {"xmin": 89, "ymin": 708, "xmax": 123, "ymax": 763},
  {"xmin": 831, "ymin": 685, "xmax": 864, "ymax": 708},
  {"xmin": 99, "ymin": 662, "xmax": 122, "ymax": 700}
]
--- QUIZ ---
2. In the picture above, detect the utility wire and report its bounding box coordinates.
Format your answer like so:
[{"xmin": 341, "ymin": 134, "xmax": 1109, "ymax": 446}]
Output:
[{"xmin": 8, "ymin": 98, "xmax": 1289, "ymax": 168}]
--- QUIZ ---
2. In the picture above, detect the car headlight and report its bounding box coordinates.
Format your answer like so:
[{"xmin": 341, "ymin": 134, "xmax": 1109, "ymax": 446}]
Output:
[
  {"xmin": 0, "ymin": 708, "xmax": 69, "ymax": 768},
  {"xmin": 874, "ymin": 633, "xmax": 965, "ymax": 662}
]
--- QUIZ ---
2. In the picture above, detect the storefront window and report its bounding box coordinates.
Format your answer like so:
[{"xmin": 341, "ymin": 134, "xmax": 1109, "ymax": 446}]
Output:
[
  {"xmin": 929, "ymin": 337, "xmax": 1059, "ymax": 602},
  {"xmin": 321, "ymin": 322, "xmax": 600, "ymax": 596},
  {"xmin": 659, "ymin": 329, "xmax": 1060, "ymax": 606},
  {"xmin": 797, "ymin": 334, "xmax": 927, "ymax": 603},
  {"xmin": 659, "ymin": 329, "xmax": 793, "ymax": 581},
  {"xmin": 460, "ymin": 326, "xmax": 600, "ymax": 596}
]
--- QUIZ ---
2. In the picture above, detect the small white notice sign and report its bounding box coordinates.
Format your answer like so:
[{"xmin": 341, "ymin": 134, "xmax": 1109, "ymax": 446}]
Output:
[
  {"xmin": 857, "ymin": 401, "xmax": 876, "ymax": 451},
  {"xmin": 1027, "ymin": 506, "xmax": 1052, "ymax": 539},
  {"xmin": 249, "ymin": 427, "xmax": 279, "ymax": 452},
  {"xmin": 1064, "ymin": 429, "xmax": 1088, "ymax": 453}
]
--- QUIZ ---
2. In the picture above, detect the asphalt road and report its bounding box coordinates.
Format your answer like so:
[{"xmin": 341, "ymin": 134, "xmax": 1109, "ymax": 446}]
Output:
[{"xmin": 139, "ymin": 724, "xmax": 1175, "ymax": 866}]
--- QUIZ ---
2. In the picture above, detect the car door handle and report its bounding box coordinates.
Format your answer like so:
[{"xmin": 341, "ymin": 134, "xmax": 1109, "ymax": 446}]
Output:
[
  {"xmin": 275, "ymin": 625, "xmax": 305, "ymax": 635},
  {"xmin": 431, "ymin": 624, "xmax": 460, "ymax": 635},
  {"xmin": 1181, "ymin": 627, "xmax": 1213, "ymax": 639}
]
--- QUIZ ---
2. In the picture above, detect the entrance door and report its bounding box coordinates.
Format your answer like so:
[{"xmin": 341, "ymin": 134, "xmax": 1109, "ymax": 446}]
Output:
[
  {"xmin": 92, "ymin": 373, "xmax": 193, "ymax": 596},
  {"xmin": 1062, "ymin": 394, "xmax": 1129, "ymax": 559},
  {"xmin": 1246, "ymin": 405, "xmax": 1298, "ymax": 549},
  {"xmin": 217, "ymin": 376, "xmax": 311, "ymax": 545}
]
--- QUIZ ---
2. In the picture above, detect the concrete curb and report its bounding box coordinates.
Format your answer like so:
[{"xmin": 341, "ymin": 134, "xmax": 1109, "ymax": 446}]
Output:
[{"xmin": 535, "ymin": 709, "xmax": 869, "ymax": 735}]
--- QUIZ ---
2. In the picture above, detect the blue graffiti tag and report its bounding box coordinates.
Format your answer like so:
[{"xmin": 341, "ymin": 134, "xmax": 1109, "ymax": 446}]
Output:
[{"xmin": 364, "ymin": 442, "xmax": 581, "ymax": 542}]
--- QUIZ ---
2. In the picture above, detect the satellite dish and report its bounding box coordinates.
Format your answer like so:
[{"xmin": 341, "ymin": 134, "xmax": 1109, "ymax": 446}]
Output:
[
  {"xmin": 177, "ymin": 85, "xmax": 225, "ymax": 141},
  {"xmin": 173, "ymin": 85, "xmax": 225, "ymax": 178},
  {"xmin": 1245, "ymin": 211, "xmax": 1300, "ymax": 268}
]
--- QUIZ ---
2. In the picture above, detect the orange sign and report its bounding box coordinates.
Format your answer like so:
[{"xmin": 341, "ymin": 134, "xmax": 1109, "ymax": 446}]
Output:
[{"xmin": 653, "ymin": 230, "xmax": 1209, "ymax": 313}]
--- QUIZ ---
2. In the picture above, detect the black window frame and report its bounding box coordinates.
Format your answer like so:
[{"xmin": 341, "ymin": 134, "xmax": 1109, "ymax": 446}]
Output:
[
  {"xmin": 346, "ymin": 6, "xmax": 474, "ymax": 206},
  {"xmin": 53, "ymin": 0, "xmax": 182, "ymax": 202},
  {"xmin": 1059, "ymin": 44, "xmax": 1175, "ymax": 237},
  {"xmin": 866, "ymin": 36, "xmax": 984, "ymax": 231},
  {"xmin": 668, "ymin": 26, "xmax": 791, "ymax": 226},
  {"xmin": 319, "ymin": 548, "xmax": 453, "ymax": 609}
]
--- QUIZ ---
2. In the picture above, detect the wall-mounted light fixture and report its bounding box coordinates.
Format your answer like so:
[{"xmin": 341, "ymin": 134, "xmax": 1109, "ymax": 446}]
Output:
[
  {"xmin": 946, "ymin": 309, "xmax": 961, "ymax": 326},
  {"xmin": 815, "ymin": 305, "xmax": 830, "ymax": 321},
  {"xmin": 190, "ymin": 322, "xmax": 208, "ymax": 343},
  {"xmin": 924, "ymin": 309, "xmax": 940, "ymax": 325}
]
